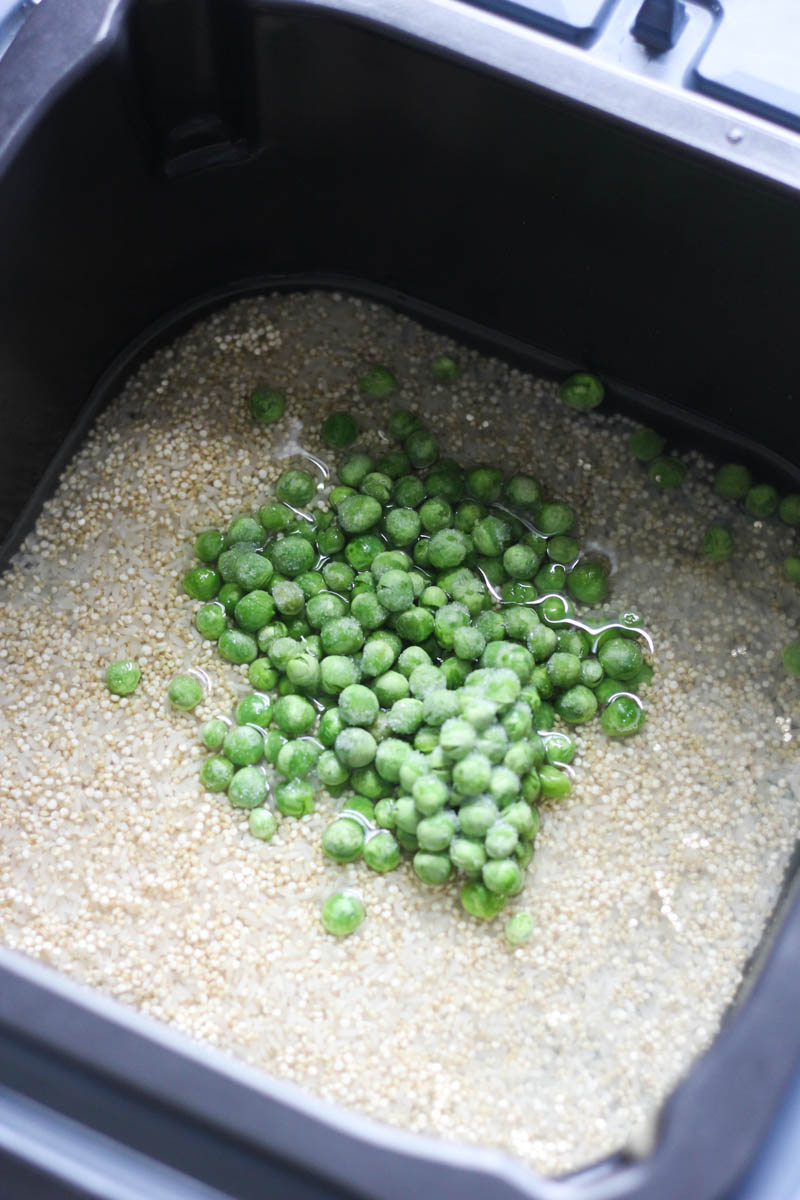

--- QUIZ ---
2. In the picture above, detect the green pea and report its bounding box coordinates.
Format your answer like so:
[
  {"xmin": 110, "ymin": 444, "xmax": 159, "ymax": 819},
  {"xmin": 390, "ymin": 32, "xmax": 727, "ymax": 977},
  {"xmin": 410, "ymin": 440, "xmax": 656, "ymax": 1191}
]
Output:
[
  {"xmin": 218, "ymin": 582, "xmax": 244, "ymax": 615},
  {"xmin": 393, "ymin": 474, "xmax": 426, "ymax": 508},
  {"xmin": 232, "ymin": 590, "xmax": 274, "ymax": 633},
  {"xmin": 534, "ymin": 562, "xmax": 567, "ymax": 595},
  {"xmin": 360, "ymin": 365, "xmax": 397, "ymax": 398},
  {"xmin": 321, "ymin": 616, "xmax": 364, "ymax": 656},
  {"xmin": 482, "ymin": 857, "xmax": 522, "ymax": 896},
  {"xmin": 270, "ymin": 535, "xmax": 315, "ymax": 578},
  {"xmin": 715, "ymin": 463, "xmax": 751, "ymax": 500},
  {"xmin": 598, "ymin": 636, "xmax": 643, "ymax": 680},
  {"xmin": 460, "ymin": 880, "xmax": 507, "ymax": 919},
  {"xmin": 601, "ymin": 694, "xmax": 647, "ymax": 736},
  {"xmin": 779, "ymin": 494, "xmax": 800, "ymax": 526},
  {"xmin": 546, "ymin": 652, "xmax": 581, "ymax": 689},
  {"xmin": 426, "ymin": 461, "xmax": 465, "ymax": 503},
  {"xmin": 702, "ymin": 526, "xmax": 734, "ymax": 562},
  {"xmin": 535, "ymin": 501, "xmax": 574, "ymax": 536},
  {"xmin": 182, "ymin": 565, "xmax": 221, "ymax": 601},
  {"xmin": 105, "ymin": 659, "xmax": 141, "ymax": 696},
  {"xmin": 276, "ymin": 468, "xmax": 316, "ymax": 507},
  {"xmin": 194, "ymin": 529, "xmax": 225, "ymax": 562},
  {"xmin": 485, "ymin": 820, "xmax": 518, "ymax": 859},
  {"xmin": 449, "ymin": 837, "xmax": 486, "ymax": 876},
  {"xmin": 223, "ymin": 725, "xmax": 263, "ymax": 766},
  {"xmin": 168, "ymin": 674, "xmax": 204, "ymax": 711},
  {"xmin": 195, "ymin": 603, "xmax": 226, "ymax": 640},
  {"xmin": 413, "ymin": 851, "xmax": 452, "ymax": 885},
  {"xmin": 505, "ymin": 911, "xmax": 534, "ymax": 947},
  {"xmin": 337, "ymin": 684, "xmax": 378, "ymax": 728},
  {"xmin": 504, "ymin": 474, "xmax": 542, "ymax": 510},
  {"xmin": 464, "ymin": 465, "xmax": 501, "ymax": 503},
  {"xmin": 503, "ymin": 801, "xmax": 538, "ymax": 839},
  {"xmin": 452, "ymin": 752, "xmax": 492, "ymax": 797},
  {"xmin": 322, "ymin": 411, "xmax": 357, "ymax": 447},
  {"xmin": 371, "ymin": 738, "xmax": 410, "ymax": 784},
  {"xmin": 395, "ymin": 607, "xmax": 435, "ymax": 643},
  {"xmin": 248, "ymin": 808, "xmax": 277, "ymax": 840},
  {"xmin": 258, "ymin": 503, "xmax": 295, "ymax": 534},
  {"xmin": 321, "ymin": 561, "xmax": 355, "ymax": 592},
  {"xmin": 273, "ymin": 694, "xmax": 316, "ymax": 735},
  {"xmin": 539, "ymin": 764, "xmax": 571, "ymax": 798},
  {"xmin": 745, "ymin": 484, "xmax": 778, "ymax": 518},
  {"xmin": 454, "ymin": 501, "xmax": 486, "ymax": 532},
  {"xmin": 249, "ymin": 386, "xmax": 285, "ymax": 424},
  {"xmin": 276, "ymin": 777, "xmax": 315, "ymax": 816},
  {"xmin": 782, "ymin": 640, "xmax": 800, "ymax": 676},
  {"xmin": 648, "ymin": 456, "xmax": 686, "ymax": 488},
  {"xmin": 316, "ymin": 749, "xmax": 350, "ymax": 789},
  {"xmin": 502, "ymin": 544, "xmax": 539, "ymax": 579},
  {"xmin": 227, "ymin": 516, "xmax": 263, "ymax": 546},
  {"xmin": 306, "ymin": 592, "xmax": 349, "ymax": 629},
  {"xmin": 364, "ymin": 831, "xmax": 401, "ymax": 872},
  {"xmin": 555, "ymin": 685, "xmax": 597, "ymax": 724},
  {"xmin": 384, "ymin": 697, "xmax": 423, "ymax": 737},
  {"xmin": 384, "ymin": 507, "xmax": 421, "ymax": 547},
  {"xmin": 338, "ymin": 452, "xmax": 373, "ymax": 487},
  {"xmin": 321, "ymin": 891, "xmax": 365, "ymax": 937},
  {"xmin": 337, "ymin": 494, "xmax": 382, "ymax": 535},
  {"xmin": 263, "ymin": 729, "xmax": 287, "ymax": 765},
  {"xmin": 219, "ymin": 629, "xmax": 258, "ymax": 664},
  {"xmin": 560, "ymin": 371, "xmax": 603, "ymax": 411},
  {"xmin": 200, "ymin": 718, "xmax": 228, "ymax": 750},
  {"xmin": 404, "ymin": 429, "xmax": 439, "ymax": 469},
  {"xmin": 567, "ymin": 561, "xmax": 609, "ymax": 606},
  {"xmin": 417, "ymin": 813, "xmax": 457, "ymax": 852},
  {"xmin": 235, "ymin": 692, "xmax": 272, "ymax": 728},
  {"xmin": 452, "ymin": 626, "xmax": 486, "ymax": 661},
  {"xmin": 473, "ymin": 515, "xmax": 513, "ymax": 557},
  {"xmin": 228, "ymin": 765, "xmax": 268, "ymax": 809},
  {"xmin": 276, "ymin": 738, "xmax": 320, "ymax": 779},
  {"xmin": 373, "ymin": 671, "xmax": 409, "ymax": 708},
  {"xmin": 431, "ymin": 354, "xmax": 458, "ymax": 382},
  {"xmin": 360, "ymin": 472, "xmax": 393, "ymax": 505},
  {"xmin": 783, "ymin": 556, "xmax": 800, "ymax": 584},
  {"xmin": 335, "ymin": 727, "xmax": 377, "ymax": 768},
  {"xmin": 627, "ymin": 428, "xmax": 665, "ymax": 462},
  {"xmin": 200, "ymin": 755, "xmax": 234, "ymax": 792}
]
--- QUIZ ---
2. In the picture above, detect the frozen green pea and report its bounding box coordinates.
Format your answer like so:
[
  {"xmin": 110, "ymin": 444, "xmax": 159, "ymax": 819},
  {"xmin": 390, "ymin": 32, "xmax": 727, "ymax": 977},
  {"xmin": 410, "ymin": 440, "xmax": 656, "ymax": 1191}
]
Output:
[
  {"xmin": 560, "ymin": 371, "xmax": 603, "ymax": 411},
  {"xmin": 105, "ymin": 659, "xmax": 140, "ymax": 696},
  {"xmin": 376, "ymin": 450, "xmax": 412, "ymax": 479},
  {"xmin": 334, "ymin": 727, "xmax": 377, "ymax": 768},
  {"xmin": 535, "ymin": 501, "xmax": 575, "ymax": 536},
  {"xmin": 472, "ymin": 515, "xmax": 513, "ymax": 557},
  {"xmin": 464, "ymin": 465, "xmax": 502, "ymax": 503},
  {"xmin": 232, "ymin": 552, "xmax": 273, "ymax": 592},
  {"xmin": 276, "ymin": 738, "xmax": 320, "ymax": 779},
  {"xmin": 485, "ymin": 820, "xmax": 518, "ymax": 859},
  {"xmin": 413, "ymin": 851, "xmax": 452, "ymax": 885},
  {"xmin": 411, "ymin": 774, "xmax": 448, "ymax": 816},
  {"xmin": 200, "ymin": 755, "xmax": 235, "ymax": 792},
  {"xmin": 306, "ymin": 592, "xmax": 348, "ymax": 629},
  {"xmin": 360, "ymin": 471, "xmax": 393, "ymax": 505},
  {"xmin": 228, "ymin": 766, "xmax": 268, "ymax": 809},
  {"xmin": 286, "ymin": 651, "xmax": 321, "ymax": 690},
  {"xmin": 323, "ymin": 820, "xmax": 364, "ymax": 868},
  {"xmin": 393, "ymin": 473, "xmax": 426, "ymax": 508},
  {"xmin": 317, "ymin": 749, "xmax": 350, "ymax": 788},
  {"xmin": 427, "ymin": 528, "xmax": 470, "ymax": 569},
  {"xmin": 338, "ymin": 452, "xmax": 374, "ymax": 488},
  {"xmin": 546, "ymin": 652, "xmax": 581, "ymax": 689},
  {"xmin": 417, "ymin": 813, "xmax": 457, "ymax": 852},
  {"xmin": 502, "ymin": 544, "xmax": 539, "ymax": 579},
  {"xmin": 339, "ymin": 684, "xmax": 380, "ymax": 727},
  {"xmin": 218, "ymin": 582, "xmax": 244, "ymax": 615},
  {"xmin": 452, "ymin": 626, "xmax": 486, "ymax": 661},
  {"xmin": 426, "ymin": 461, "xmax": 465, "ymax": 503},
  {"xmin": 270, "ymin": 535, "xmax": 315, "ymax": 578},
  {"xmin": 505, "ymin": 911, "xmax": 534, "ymax": 947},
  {"xmin": 503, "ymin": 801, "xmax": 538, "ymax": 839},
  {"xmin": 396, "ymin": 607, "xmax": 435, "ymax": 643},
  {"xmin": 389, "ymin": 408, "xmax": 421, "ymax": 439},
  {"xmin": 227, "ymin": 516, "xmax": 264, "ymax": 547},
  {"xmin": 449, "ymin": 837, "xmax": 486, "ymax": 876},
  {"xmin": 200, "ymin": 718, "xmax": 228, "ymax": 750},
  {"xmin": 555, "ymin": 685, "xmax": 598, "ymax": 724},
  {"xmin": 385, "ymin": 697, "xmax": 423, "ymax": 736},
  {"xmin": 376, "ymin": 569, "xmax": 414, "ymax": 613},
  {"xmin": 567, "ymin": 560, "xmax": 609, "ymax": 606},
  {"xmin": 452, "ymin": 753, "xmax": 492, "ymax": 797},
  {"xmin": 419, "ymin": 497, "xmax": 453, "ymax": 534},
  {"xmin": 219, "ymin": 629, "xmax": 258, "ymax": 665},
  {"xmin": 489, "ymin": 766, "xmax": 521, "ymax": 807},
  {"xmin": 384, "ymin": 507, "xmax": 421, "ymax": 547},
  {"xmin": 338, "ymin": 494, "xmax": 383, "ymax": 535},
  {"xmin": 321, "ymin": 617, "xmax": 364, "ymax": 656},
  {"xmin": 274, "ymin": 777, "xmax": 315, "ymax": 816},
  {"xmin": 168, "ymin": 674, "xmax": 203, "ymax": 711},
  {"xmin": 373, "ymin": 671, "xmax": 409, "ymax": 708},
  {"xmin": 783, "ymin": 556, "xmax": 800, "ymax": 584}
]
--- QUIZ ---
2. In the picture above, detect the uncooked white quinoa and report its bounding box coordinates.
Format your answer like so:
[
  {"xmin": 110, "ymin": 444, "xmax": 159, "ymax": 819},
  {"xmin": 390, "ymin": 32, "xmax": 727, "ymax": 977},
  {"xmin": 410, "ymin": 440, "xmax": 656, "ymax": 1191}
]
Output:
[{"xmin": 1, "ymin": 291, "xmax": 799, "ymax": 1176}]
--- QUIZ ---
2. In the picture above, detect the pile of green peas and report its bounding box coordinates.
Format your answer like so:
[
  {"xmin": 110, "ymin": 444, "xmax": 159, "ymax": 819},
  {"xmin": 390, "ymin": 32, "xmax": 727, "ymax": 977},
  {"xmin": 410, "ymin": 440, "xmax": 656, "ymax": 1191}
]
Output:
[{"xmin": 181, "ymin": 398, "xmax": 654, "ymax": 932}]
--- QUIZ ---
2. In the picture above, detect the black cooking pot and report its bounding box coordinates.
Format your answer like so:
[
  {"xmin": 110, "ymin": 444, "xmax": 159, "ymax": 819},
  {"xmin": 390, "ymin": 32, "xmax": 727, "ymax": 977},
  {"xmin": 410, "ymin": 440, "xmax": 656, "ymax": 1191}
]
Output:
[{"xmin": 1, "ymin": 2, "xmax": 799, "ymax": 1197}]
